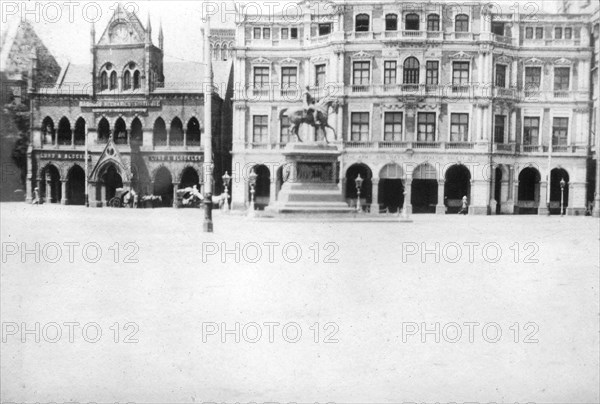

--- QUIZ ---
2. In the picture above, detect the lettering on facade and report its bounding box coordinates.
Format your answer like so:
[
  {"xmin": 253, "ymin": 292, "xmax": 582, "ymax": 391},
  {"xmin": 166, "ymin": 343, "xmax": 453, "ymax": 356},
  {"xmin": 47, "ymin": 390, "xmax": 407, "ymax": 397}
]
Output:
[
  {"xmin": 38, "ymin": 152, "xmax": 89, "ymax": 160},
  {"xmin": 81, "ymin": 100, "xmax": 162, "ymax": 109},
  {"xmin": 148, "ymin": 155, "xmax": 203, "ymax": 162}
]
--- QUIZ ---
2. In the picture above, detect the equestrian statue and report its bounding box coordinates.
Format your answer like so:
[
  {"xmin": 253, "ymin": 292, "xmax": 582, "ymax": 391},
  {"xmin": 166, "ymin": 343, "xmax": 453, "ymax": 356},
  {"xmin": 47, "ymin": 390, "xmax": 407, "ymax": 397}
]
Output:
[{"xmin": 279, "ymin": 86, "xmax": 339, "ymax": 143}]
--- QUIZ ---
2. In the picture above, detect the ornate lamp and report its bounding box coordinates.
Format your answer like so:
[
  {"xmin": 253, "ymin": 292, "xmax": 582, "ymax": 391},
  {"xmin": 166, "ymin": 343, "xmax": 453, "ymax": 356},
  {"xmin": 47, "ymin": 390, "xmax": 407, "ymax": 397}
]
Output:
[
  {"xmin": 355, "ymin": 173, "xmax": 364, "ymax": 212},
  {"xmin": 222, "ymin": 171, "xmax": 231, "ymax": 211},
  {"xmin": 560, "ymin": 177, "xmax": 566, "ymax": 216},
  {"xmin": 248, "ymin": 169, "xmax": 258, "ymax": 217}
]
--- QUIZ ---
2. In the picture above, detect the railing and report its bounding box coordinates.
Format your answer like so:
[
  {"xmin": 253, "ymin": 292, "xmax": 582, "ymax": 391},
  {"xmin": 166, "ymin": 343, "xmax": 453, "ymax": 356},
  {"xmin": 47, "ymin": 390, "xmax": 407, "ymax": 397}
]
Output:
[
  {"xmin": 519, "ymin": 90, "xmax": 588, "ymax": 102},
  {"xmin": 351, "ymin": 84, "xmax": 370, "ymax": 93},
  {"xmin": 170, "ymin": 139, "xmax": 184, "ymax": 147},
  {"xmin": 280, "ymin": 88, "xmax": 299, "ymax": 98},
  {"xmin": 452, "ymin": 85, "xmax": 469, "ymax": 94},
  {"xmin": 521, "ymin": 145, "xmax": 542, "ymax": 153},
  {"xmin": 245, "ymin": 142, "xmax": 270, "ymax": 150},
  {"xmin": 445, "ymin": 142, "xmax": 475, "ymax": 150},
  {"xmin": 384, "ymin": 31, "xmax": 399, "ymax": 39},
  {"xmin": 493, "ymin": 143, "xmax": 516, "ymax": 152},
  {"xmin": 252, "ymin": 87, "xmax": 270, "ymax": 97},
  {"xmin": 426, "ymin": 31, "xmax": 442, "ymax": 39},
  {"xmin": 494, "ymin": 87, "xmax": 517, "ymax": 98},
  {"xmin": 412, "ymin": 141, "xmax": 442, "ymax": 149},
  {"xmin": 352, "ymin": 31, "xmax": 373, "ymax": 40},
  {"xmin": 58, "ymin": 139, "xmax": 72, "ymax": 146},
  {"xmin": 186, "ymin": 140, "xmax": 201, "ymax": 147},
  {"xmin": 553, "ymin": 90, "xmax": 569, "ymax": 99},
  {"xmin": 74, "ymin": 139, "xmax": 85, "ymax": 146},
  {"xmin": 378, "ymin": 141, "xmax": 410, "ymax": 149},
  {"xmin": 154, "ymin": 139, "xmax": 168, "ymax": 147},
  {"xmin": 493, "ymin": 34, "xmax": 515, "ymax": 45},
  {"xmin": 345, "ymin": 141, "xmax": 374, "ymax": 149},
  {"xmin": 446, "ymin": 32, "xmax": 474, "ymax": 40},
  {"xmin": 402, "ymin": 30, "xmax": 423, "ymax": 37}
]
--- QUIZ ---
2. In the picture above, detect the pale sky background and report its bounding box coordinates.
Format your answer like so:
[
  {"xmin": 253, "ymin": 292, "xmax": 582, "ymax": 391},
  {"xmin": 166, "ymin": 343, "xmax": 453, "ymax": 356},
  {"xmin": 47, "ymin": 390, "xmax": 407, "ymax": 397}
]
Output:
[{"xmin": 1, "ymin": 0, "xmax": 566, "ymax": 67}]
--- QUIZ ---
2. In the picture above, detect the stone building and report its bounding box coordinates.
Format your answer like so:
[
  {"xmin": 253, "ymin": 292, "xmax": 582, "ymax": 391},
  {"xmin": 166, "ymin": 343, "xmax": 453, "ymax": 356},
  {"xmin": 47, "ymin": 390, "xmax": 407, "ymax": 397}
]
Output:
[
  {"xmin": 230, "ymin": 0, "xmax": 597, "ymax": 215},
  {"xmin": 26, "ymin": 5, "xmax": 232, "ymax": 207}
]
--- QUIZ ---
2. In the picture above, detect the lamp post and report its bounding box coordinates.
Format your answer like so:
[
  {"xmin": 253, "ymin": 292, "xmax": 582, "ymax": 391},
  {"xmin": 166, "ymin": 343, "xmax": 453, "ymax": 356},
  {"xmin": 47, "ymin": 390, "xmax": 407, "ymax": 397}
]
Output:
[
  {"xmin": 355, "ymin": 173, "xmax": 364, "ymax": 213},
  {"xmin": 248, "ymin": 169, "xmax": 258, "ymax": 217},
  {"xmin": 222, "ymin": 171, "xmax": 231, "ymax": 211},
  {"xmin": 401, "ymin": 188, "xmax": 409, "ymax": 219},
  {"xmin": 560, "ymin": 177, "xmax": 566, "ymax": 216}
]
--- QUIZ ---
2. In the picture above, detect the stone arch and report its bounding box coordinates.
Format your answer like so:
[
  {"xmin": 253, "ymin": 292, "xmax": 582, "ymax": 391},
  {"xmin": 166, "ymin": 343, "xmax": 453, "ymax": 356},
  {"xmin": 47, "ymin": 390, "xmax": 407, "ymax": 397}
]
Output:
[
  {"xmin": 550, "ymin": 167, "xmax": 570, "ymax": 214},
  {"xmin": 66, "ymin": 163, "xmax": 86, "ymax": 205},
  {"xmin": 130, "ymin": 117, "xmax": 143, "ymax": 143},
  {"xmin": 186, "ymin": 117, "xmax": 201, "ymax": 146},
  {"xmin": 517, "ymin": 166, "xmax": 541, "ymax": 214},
  {"xmin": 153, "ymin": 165, "xmax": 174, "ymax": 207},
  {"xmin": 114, "ymin": 116, "xmax": 127, "ymax": 144},
  {"xmin": 74, "ymin": 117, "xmax": 86, "ymax": 145},
  {"xmin": 153, "ymin": 117, "xmax": 167, "ymax": 146},
  {"xmin": 378, "ymin": 163, "xmax": 405, "ymax": 213},
  {"xmin": 39, "ymin": 163, "xmax": 62, "ymax": 203},
  {"xmin": 41, "ymin": 116, "xmax": 55, "ymax": 145},
  {"xmin": 178, "ymin": 165, "xmax": 201, "ymax": 188},
  {"xmin": 411, "ymin": 163, "xmax": 438, "ymax": 213},
  {"xmin": 444, "ymin": 164, "xmax": 472, "ymax": 213},
  {"xmin": 170, "ymin": 117, "xmax": 184, "ymax": 146},
  {"xmin": 57, "ymin": 116, "xmax": 71, "ymax": 145},
  {"xmin": 345, "ymin": 163, "xmax": 373, "ymax": 210},
  {"xmin": 97, "ymin": 116, "xmax": 111, "ymax": 142}
]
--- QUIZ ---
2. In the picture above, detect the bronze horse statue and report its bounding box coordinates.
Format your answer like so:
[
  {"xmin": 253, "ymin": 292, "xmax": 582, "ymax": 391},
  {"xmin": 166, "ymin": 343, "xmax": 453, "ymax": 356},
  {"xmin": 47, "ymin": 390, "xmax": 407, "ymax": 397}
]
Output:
[{"xmin": 279, "ymin": 99, "xmax": 338, "ymax": 143}]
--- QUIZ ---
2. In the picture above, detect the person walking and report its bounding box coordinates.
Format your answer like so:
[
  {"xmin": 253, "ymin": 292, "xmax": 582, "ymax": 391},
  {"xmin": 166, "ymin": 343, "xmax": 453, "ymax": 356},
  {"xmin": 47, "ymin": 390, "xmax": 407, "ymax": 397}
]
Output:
[
  {"xmin": 458, "ymin": 195, "xmax": 468, "ymax": 215},
  {"xmin": 32, "ymin": 187, "xmax": 40, "ymax": 205}
]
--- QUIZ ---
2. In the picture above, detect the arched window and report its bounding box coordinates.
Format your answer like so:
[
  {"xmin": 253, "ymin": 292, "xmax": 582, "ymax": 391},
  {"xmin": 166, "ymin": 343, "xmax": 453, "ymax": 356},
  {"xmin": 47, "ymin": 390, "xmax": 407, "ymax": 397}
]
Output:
[
  {"xmin": 405, "ymin": 13, "xmax": 420, "ymax": 30},
  {"xmin": 403, "ymin": 57, "xmax": 420, "ymax": 84},
  {"xmin": 114, "ymin": 117, "xmax": 127, "ymax": 144},
  {"xmin": 100, "ymin": 71, "xmax": 108, "ymax": 90},
  {"xmin": 153, "ymin": 118, "xmax": 167, "ymax": 146},
  {"xmin": 123, "ymin": 70, "xmax": 131, "ymax": 90},
  {"xmin": 98, "ymin": 117, "xmax": 110, "ymax": 142},
  {"xmin": 42, "ymin": 117, "xmax": 55, "ymax": 145},
  {"xmin": 187, "ymin": 117, "xmax": 201, "ymax": 146},
  {"xmin": 57, "ymin": 117, "xmax": 71, "ymax": 145},
  {"xmin": 355, "ymin": 14, "xmax": 370, "ymax": 32},
  {"xmin": 385, "ymin": 14, "xmax": 398, "ymax": 31},
  {"xmin": 130, "ymin": 117, "xmax": 143, "ymax": 143},
  {"xmin": 170, "ymin": 117, "xmax": 184, "ymax": 146},
  {"xmin": 455, "ymin": 14, "xmax": 469, "ymax": 32},
  {"xmin": 74, "ymin": 117, "xmax": 86, "ymax": 145},
  {"xmin": 427, "ymin": 14, "xmax": 440, "ymax": 31},
  {"xmin": 133, "ymin": 70, "xmax": 141, "ymax": 89},
  {"xmin": 110, "ymin": 71, "xmax": 117, "ymax": 90},
  {"xmin": 222, "ymin": 44, "xmax": 228, "ymax": 60}
]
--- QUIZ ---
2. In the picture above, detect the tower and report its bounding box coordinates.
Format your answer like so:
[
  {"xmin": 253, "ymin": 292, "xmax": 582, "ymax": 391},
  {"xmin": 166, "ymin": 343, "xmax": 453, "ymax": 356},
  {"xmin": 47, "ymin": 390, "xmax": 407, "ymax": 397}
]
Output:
[
  {"xmin": 90, "ymin": 22, "xmax": 96, "ymax": 98},
  {"xmin": 159, "ymin": 20, "xmax": 164, "ymax": 50}
]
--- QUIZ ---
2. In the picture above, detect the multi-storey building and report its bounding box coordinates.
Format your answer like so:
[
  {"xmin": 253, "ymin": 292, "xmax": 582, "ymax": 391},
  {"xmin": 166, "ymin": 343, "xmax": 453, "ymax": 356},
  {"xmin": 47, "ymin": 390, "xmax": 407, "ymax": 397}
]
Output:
[
  {"xmin": 26, "ymin": 5, "xmax": 232, "ymax": 207},
  {"xmin": 230, "ymin": 0, "xmax": 597, "ymax": 215}
]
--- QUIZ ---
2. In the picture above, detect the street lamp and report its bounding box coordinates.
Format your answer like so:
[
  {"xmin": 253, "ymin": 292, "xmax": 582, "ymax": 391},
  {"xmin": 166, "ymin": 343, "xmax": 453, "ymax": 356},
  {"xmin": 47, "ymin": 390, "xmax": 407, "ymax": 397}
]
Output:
[
  {"xmin": 355, "ymin": 173, "xmax": 364, "ymax": 212},
  {"xmin": 560, "ymin": 177, "xmax": 566, "ymax": 216},
  {"xmin": 248, "ymin": 168, "xmax": 258, "ymax": 217},
  {"xmin": 222, "ymin": 171, "xmax": 231, "ymax": 211}
]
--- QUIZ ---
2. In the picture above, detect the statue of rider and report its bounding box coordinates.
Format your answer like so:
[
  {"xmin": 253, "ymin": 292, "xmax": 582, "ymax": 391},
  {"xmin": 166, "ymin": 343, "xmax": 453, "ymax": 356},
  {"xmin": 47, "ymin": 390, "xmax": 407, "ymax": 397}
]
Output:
[{"xmin": 303, "ymin": 86, "xmax": 322, "ymax": 127}]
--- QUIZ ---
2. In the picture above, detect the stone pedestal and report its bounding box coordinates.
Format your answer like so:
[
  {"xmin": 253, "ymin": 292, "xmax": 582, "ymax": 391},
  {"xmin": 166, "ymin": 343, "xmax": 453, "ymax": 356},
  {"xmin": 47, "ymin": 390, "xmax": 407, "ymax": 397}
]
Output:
[{"xmin": 266, "ymin": 143, "xmax": 353, "ymax": 214}]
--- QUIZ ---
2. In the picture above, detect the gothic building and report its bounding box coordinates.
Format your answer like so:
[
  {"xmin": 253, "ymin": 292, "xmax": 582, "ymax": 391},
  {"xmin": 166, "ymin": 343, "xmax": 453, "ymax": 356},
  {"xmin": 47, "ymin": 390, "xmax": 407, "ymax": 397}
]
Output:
[
  {"xmin": 26, "ymin": 5, "xmax": 232, "ymax": 207},
  {"xmin": 230, "ymin": 0, "xmax": 597, "ymax": 215}
]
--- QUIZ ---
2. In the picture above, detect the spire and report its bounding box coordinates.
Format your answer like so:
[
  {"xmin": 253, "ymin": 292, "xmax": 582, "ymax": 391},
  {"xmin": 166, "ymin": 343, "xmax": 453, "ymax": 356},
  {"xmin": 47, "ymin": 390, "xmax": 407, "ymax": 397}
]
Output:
[
  {"xmin": 28, "ymin": 47, "xmax": 38, "ymax": 93},
  {"xmin": 158, "ymin": 19, "xmax": 164, "ymax": 49},
  {"xmin": 146, "ymin": 13, "xmax": 152, "ymax": 44},
  {"xmin": 90, "ymin": 22, "xmax": 95, "ymax": 46}
]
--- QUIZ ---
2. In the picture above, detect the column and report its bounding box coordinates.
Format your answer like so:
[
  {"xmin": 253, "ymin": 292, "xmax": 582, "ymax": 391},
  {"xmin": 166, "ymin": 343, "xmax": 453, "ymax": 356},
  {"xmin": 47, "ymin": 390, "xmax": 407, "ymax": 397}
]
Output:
[
  {"xmin": 100, "ymin": 184, "xmax": 106, "ymax": 207},
  {"xmin": 436, "ymin": 180, "xmax": 445, "ymax": 214},
  {"xmin": 567, "ymin": 182, "xmax": 587, "ymax": 216},
  {"xmin": 513, "ymin": 179, "xmax": 519, "ymax": 214},
  {"xmin": 489, "ymin": 168, "xmax": 497, "ymax": 215},
  {"xmin": 45, "ymin": 175, "xmax": 51, "ymax": 203},
  {"xmin": 370, "ymin": 178, "xmax": 380, "ymax": 214},
  {"xmin": 469, "ymin": 179, "xmax": 490, "ymax": 215},
  {"xmin": 88, "ymin": 182, "xmax": 98, "ymax": 207},
  {"xmin": 173, "ymin": 183, "xmax": 179, "ymax": 208},
  {"xmin": 60, "ymin": 180, "xmax": 68, "ymax": 205},
  {"xmin": 537, "ymin": 181, "xmax": 548, "ymax": 215},
  {"xmin": 183, "ymin": 130, "xmax": 187, "ymax": 147},
  {"xmin": 71, "ymin": 130, "xmax": 75, "ymax": 147},
  {"xmin": 477, "ymin": 106, "xmax": 484, "ymax": 141},
  {"xmin": 510, "ymin": 109, "xmax": 517, "ymax": 144},
  {"xmin": 404, "ymin": 178, "xmax": 412, "ymax": 214},
  {"xmin": 270, "ymin": 178, "xmax": 277, "ymax": 203}
]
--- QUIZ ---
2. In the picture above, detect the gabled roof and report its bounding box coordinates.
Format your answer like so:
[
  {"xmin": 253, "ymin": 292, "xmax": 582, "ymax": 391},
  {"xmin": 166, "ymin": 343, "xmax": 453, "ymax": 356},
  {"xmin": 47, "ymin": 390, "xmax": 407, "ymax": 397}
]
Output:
[{"xmin": 97, "ymin": 3, "xmax": 148, "ymax": 46}]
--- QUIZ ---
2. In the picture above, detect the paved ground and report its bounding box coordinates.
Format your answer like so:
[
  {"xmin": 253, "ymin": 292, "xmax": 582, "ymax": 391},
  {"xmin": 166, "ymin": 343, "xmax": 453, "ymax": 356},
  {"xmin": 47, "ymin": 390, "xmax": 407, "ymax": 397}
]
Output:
[{"xmin": 1, "ymin": 202, "xmax": 599, "ymax": 403}]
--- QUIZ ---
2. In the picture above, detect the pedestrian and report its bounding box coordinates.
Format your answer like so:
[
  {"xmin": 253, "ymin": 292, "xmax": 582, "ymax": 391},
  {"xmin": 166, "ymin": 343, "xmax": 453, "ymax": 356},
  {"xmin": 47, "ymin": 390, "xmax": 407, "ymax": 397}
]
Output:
[
  {"xmin": 32, "ymin": 187, "xmax": 40, "ymax": 205},
  {"xmin": 458, "ymin": 195, "xmax": 468, "ymax": 215}
]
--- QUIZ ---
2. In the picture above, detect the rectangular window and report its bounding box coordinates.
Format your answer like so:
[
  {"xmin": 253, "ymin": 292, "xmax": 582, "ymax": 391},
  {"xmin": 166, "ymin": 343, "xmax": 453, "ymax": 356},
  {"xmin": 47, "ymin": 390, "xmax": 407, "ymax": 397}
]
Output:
[
  {"xmin": 315, "ymin": 64, "xmax": 326, "ymax": 87},
  {"xmin": 252, "ymin": 115, "xmax": 268, "ymax": 143},
  {"xmin": 552, "ymin": 117, "xmax": 568, "ymax": 146},
  {"xmin": 319, "ymin": 23, "xmax": 332, "ymax": 36},
  {"xmin": 564, "ymin": 27, "xmax": 572, "ymax": 39},
  {"xmin": 280, "ymin": 115, "xmax": 292, "ymax": 144},
  {"xmin": 350, "ymin": 112, "xmax": 369, "ymax": 141},
  {"xmin": 495, "ymin": 64, "xmax": 507, "ymax": 88},
  {"xmin": 525, "ymin": 27, "xmax": 533, "ymax": 39},
  {"xmin": 281, "ymin": 28, "xmax": 289, "ymax": 40},
  {"xmin": 452, "ymin": 61, "xmax": 469, "ymax": 91},
  {"xmin": 523, "ymin": 117, "xmax": 540, "ymax": 145},
  {"xmin": 353, "ymin": 61, "xmax": 370, "ymax": 85},
  {"xmin": 535, "ymin": 27, "xmax": 543, "ymax": 38},
  {"xmin": 427, "ymin": 15, "xmax": 440, "ymax": 31},
  {"xmin": 450, "ymin": 113, "xmax": 469, "ymax": 142},
  {"xmin": 525, "ymin": 66, "xmax": 541, "ymax": 90},
  {"xmin": 281, "ymin": 66, "xmax": 297, "ymax": 88},
  {"xmin": 384, "ymin": 112, "xmax": 403, "ymax": 141},
  {"xmin": 417, "ymin": 112, "xmax": 436, "ymax": 142},
  {"xmin": 554, "ymin": 67, "xmax": 570, "ymax": 91},
  {"xmin": 555, "ymin": 27, "xmax": 562, "ymax": 39},
  {"xmin": 384, "ymin": 61, "xmax": 397, "ymax": 85},
  {"xmin": 291, "ymin": 28, "xmax": 298, "ymax": 39},
  {"xmin": 253, "ymin": 66, "xmax": 269, "ymax": 88},
  {"xmin": 426, "ymin": 61, "xmax": 439, "ymax": 85},
  {"xmin": 253, "ymin": 27, "xmax": 261, "ymax": 39},
  {"xmin": 263, "ymin": 28, "xmax": 271, "ymax": 39},
  {"xmin": 491, "ymin": 22, "xmax": 505, "ymax": 36},
  {"xmin": 494, "ymin": 115, "xmax": 506, "ymax": 143}
]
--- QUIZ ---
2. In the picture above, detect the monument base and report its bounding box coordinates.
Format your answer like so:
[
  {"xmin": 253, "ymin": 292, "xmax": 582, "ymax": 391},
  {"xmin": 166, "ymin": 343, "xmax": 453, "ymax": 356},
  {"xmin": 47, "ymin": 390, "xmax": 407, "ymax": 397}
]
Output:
[{"xmin": 266, "ymin": 143, "xmax": 354, "ymax": 215}]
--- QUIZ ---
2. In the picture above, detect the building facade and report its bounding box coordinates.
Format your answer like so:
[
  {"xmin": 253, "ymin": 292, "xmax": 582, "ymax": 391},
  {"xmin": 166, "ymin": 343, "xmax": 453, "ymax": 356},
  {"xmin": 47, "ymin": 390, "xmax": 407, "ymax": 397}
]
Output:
[
  {"xmin": 26, "ymin": 5, "xmax": 232, "ymax": 207},
  {"xmin": 230, "ymin": 0, "xmax": 597, "ymax": 215}
]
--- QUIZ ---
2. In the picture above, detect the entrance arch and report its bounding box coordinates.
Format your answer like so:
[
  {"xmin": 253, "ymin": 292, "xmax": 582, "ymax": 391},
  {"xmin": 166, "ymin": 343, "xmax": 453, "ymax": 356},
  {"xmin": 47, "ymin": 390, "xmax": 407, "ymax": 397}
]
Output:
[
  {"xmin": 517, "ymin": 167, "xmax": 541, "ymax": 214},
  {"xmin": 494, "ymin": 166, "xmax": 503, "ymax": 214},
  {"xmin": 411, "ymin": 163, "xmax": 437, "ymax": 213},
  {"xmin": 180, "ymin": 166, "xmax": 200, "ymax": 189},
  {"xmin": 41, "ymin": 164, "xmax": 61, "ymax": 203},
  {"xmin": 101, "ymin": 164, "xmax": 123, "ymax": 201},
  {"xmin": 444, "ymin": 164, "xmax": 471, "ymax": 213},
  {"xmin": 346, "ymin": 163, "xmax": 373, "ymax": 211},
  {"xmin": 67, "ymin": 165, "xmax": 86, "ymax": 205},
  {"xmin": 249, "ymin": 165, "xmax": 271, "ymax": 210},
  {"xmin": 154, "ymin": 166, "xmax": 174, "ymax": 207},
  {"xmin": 379, "ymin": 163, "xmax": 405, "ymax": 213},
  {"xmin": 550, "ymin": 168, "xmax": 569, "ymax": 215}
]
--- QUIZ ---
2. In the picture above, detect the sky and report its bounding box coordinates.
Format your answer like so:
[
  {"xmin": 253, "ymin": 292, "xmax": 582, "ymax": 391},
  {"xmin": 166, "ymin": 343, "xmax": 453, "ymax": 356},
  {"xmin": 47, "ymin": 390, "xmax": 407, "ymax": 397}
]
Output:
[{"xmin": 1, "ymin": 0, "xmax": 565, "ymax": 67}]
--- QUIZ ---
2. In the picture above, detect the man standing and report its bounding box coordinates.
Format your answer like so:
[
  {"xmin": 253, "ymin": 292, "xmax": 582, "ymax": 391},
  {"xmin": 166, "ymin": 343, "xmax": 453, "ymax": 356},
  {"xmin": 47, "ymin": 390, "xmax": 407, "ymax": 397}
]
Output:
[{"xmin": 458, "ymin": 195, "xmax": 468, "ymax": 215}]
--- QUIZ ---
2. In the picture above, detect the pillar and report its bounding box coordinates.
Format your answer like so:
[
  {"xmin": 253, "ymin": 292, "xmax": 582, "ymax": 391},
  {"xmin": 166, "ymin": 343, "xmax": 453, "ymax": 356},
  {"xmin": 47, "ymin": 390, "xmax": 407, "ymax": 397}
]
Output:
[
  {"xmin": 404, "ymin": 178, "xmax": 412, "ymax": 214},
  {"xmin": 538, "ymin": 181, "xmax": 548, "ymax": 215},
  {"xmin": 100, "ymin": 184, "xmax": 106, "ymax": 207},
  {"xmin": 88, "ymin": 182, "xmax": 99, "ymax": 207},
  {"xmin": 270, "ymin": 178, "xmax": 277, "ymax": 202},
  {"xmin": 489, "ymin": 168, "xmax": 497, "ymax": 215},
  {"xmin": 469, "ymin": 180, "xmax": 490, "ymax": 215},
  {"xmin": 61, "ymin": 180, "xmax": 68, "ymax": 205},
  {"xmin": 370, "ymin": 178, "xmax": 380, "ymax": 214},
  {"xmin": 567, "ymin": 182, "xmax": 586, "ymax": 216},
  {"xmin": 173, "ymin": 183, "xmax": 179, "ymax": 208},
  {"xmin": 513, "ymin": 180, "xmax": 520, "ymax": 214},
  {"xmin": 45, "ymin": 175, "xmax": 52, "ymax": 203},
  {"xmin": 436, "ymin": 180, "xmax": 445, "ymax": 214}
]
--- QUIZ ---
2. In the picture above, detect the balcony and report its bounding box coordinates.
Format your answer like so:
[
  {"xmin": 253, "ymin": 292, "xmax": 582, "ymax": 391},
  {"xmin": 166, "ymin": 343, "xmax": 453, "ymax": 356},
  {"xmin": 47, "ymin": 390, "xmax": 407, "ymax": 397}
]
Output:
[
  {"xmin": 493, "ymin": 87, "xmax": 517, "ymax": 98},
  {"xmin": 351, "ymin": 84, "xmax": 371, "ymax": 94},
  {"xmin": 402, "ymin": 30, "xmax": 423, "ymax": 38},
  {"xmin": 519, "ymin": 90, "xmax": 588, "ymax": 102},
  {"xmin": 519, "ymin": 144, "xmax": 588, "ymax": 154},
  {"xmin": 493, "ymin": 34, "xmax": 516, "ymax": 45},
  {"xmin": 445, "ymin": 32, "xmax": 476, "ymax": 41},
  {"xmin": 493, "ymin": 143, "xmax": 516, "ymax": 153},
  {"xmin": 445, "ymin": 142, "xmax": 475, "ymax": 150}
]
